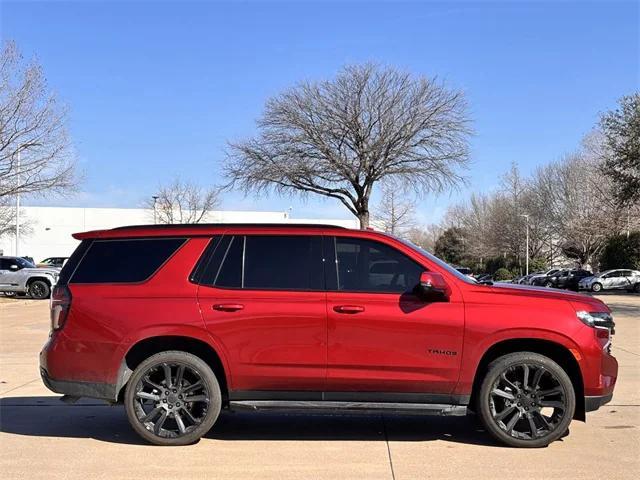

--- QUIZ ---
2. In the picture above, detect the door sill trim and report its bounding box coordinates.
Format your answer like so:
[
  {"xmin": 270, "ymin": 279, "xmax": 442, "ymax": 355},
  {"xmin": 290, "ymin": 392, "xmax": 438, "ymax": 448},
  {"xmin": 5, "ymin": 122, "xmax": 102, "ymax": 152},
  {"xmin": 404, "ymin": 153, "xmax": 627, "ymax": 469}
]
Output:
[{"xmin": 229, "ymin": 400, "xmax": 467, "ymax": 416}]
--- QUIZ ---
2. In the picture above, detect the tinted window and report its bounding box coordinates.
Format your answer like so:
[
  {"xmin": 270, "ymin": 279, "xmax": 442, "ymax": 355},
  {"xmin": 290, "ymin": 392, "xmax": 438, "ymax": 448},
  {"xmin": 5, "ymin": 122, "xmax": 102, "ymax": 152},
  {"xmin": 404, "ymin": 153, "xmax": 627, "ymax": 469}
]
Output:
[
  {"xmin": 214, "ymin": 236, "xmax": 243, "ymax": 288},
  {"xmin": 244, "ymin": 236, "xmax": 323, "ymax": 290},
  {"xmin": 333, "ymin": 237, "xmax": 423, "ymax": 293},
  {"xmin": 204, "ymin": 235, "xmax": 324, "ymax": 290},
  {"xmin": 70, "ymin": 238, "xmax": 185, "ymax": 284}
]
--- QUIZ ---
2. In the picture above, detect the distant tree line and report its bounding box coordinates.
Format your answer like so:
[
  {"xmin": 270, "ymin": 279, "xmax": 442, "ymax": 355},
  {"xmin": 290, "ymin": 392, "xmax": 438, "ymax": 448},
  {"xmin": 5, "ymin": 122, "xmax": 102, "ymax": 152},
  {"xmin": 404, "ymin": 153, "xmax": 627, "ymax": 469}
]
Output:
[{"xmin": 409, "ymin": 93, "xmax": 640, "ymax": 275}]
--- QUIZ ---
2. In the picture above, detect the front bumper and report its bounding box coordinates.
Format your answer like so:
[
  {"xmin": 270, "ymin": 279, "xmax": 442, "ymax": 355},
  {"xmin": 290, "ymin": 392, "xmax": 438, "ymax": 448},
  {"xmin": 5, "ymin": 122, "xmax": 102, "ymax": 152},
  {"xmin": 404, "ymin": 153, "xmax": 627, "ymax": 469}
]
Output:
[{"xmin": 585, "ymin": 393, "xmax": 613, "ymax": 412}]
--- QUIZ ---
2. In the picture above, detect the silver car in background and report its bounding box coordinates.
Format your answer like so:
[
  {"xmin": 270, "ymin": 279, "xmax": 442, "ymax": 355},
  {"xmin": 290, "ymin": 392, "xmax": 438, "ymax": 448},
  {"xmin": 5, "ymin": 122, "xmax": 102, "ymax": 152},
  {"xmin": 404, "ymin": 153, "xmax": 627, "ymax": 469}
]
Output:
[
  {"xmin": 578, "ymin": 269, "xmax": 640, "ymax": 293},
  {"xmin": 0, "ymin": 256, "xmax": 59, "ymax": 299}
]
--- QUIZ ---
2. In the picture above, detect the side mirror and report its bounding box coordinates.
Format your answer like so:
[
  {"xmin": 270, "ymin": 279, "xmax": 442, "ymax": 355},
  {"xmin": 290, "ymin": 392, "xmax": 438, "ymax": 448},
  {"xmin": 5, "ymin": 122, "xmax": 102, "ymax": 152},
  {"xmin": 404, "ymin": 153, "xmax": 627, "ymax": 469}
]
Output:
[
  {"xmin": 417, "ymin": 271, "xmax": 450, "ymax": 300},
  {"xmin": 9, "ymin": 264, "xmax": 19, "ymax": 271}
]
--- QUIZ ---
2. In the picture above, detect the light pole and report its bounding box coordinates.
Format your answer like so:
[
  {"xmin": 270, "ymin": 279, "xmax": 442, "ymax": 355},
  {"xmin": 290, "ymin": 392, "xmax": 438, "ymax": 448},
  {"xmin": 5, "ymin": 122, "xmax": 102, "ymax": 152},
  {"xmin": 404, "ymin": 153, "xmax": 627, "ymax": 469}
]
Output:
[
  {"xmin": 152, "ymin": 195, "xmax": 159, "ymax": 224},
  {"xmin": 520, "ymin": 214, "xmax": 530, "ymax": 275},
  {"xmin": 15, "ymin": 151, "xmax": 21, "ymax": 256}
]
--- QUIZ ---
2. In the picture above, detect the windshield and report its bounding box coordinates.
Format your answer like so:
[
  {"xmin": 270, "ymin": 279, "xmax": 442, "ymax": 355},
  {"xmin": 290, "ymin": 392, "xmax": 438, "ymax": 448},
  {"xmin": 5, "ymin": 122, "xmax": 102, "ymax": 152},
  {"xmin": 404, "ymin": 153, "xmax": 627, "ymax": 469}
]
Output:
[
  {"xmin": 394, "ymin": 236, "xmax": 477, "ymax": 285},
  {"xmin": 16, "ymin": 257, "xmax": 35, "ymax": 268}
]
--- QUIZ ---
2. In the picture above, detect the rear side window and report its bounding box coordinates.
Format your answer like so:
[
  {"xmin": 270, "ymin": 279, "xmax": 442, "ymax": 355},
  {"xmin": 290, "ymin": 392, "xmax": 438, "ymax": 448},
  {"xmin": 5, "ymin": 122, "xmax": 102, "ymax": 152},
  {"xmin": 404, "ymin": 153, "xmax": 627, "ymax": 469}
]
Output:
[
  {"xmin": 199, "ymin": 235, "xmax": 324, "ymax": 291},
  {"xmin": 70, "ymin": 238, "xmax": 185, "ymax": 284}
]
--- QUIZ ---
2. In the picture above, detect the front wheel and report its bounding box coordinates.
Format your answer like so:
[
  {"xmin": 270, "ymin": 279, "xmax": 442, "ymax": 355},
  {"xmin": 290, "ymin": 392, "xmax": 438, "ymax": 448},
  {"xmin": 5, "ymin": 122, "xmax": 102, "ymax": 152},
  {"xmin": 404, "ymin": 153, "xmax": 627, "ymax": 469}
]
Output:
[
  {"xmin": 124, "ymin": 351, "xmax": 222, "ymax": 446},
  {"xmin": 28, "ymin": 280, "xmax": 50, "ymax": 299},
  {"xmin": 591, "ymin": 283, "xmax": 603, "ymax": 292},
  {"xmin": 477, "ymin": 352, "xmax": 575, "ymax": 448}
]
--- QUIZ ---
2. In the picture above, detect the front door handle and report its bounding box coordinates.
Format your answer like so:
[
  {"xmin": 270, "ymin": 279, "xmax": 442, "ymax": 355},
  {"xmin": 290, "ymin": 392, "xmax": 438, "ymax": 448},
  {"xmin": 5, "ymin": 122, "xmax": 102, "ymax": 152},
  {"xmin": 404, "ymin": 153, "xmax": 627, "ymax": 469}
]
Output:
[
  {"xmin": 333, "ymin": 305, "xmax": 365, "ymax": 314},
  {"xmin": 212, "ymin": 303, "xmax": 244, "ymax": 312}
]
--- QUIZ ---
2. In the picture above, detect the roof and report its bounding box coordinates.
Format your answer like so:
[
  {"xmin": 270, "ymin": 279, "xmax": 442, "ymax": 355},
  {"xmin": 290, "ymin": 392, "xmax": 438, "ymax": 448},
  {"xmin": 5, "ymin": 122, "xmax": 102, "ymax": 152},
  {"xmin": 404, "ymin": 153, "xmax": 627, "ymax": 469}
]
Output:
[{"xmin": 72, "ymin": 223, "xmax": 351, "ymax": 240}]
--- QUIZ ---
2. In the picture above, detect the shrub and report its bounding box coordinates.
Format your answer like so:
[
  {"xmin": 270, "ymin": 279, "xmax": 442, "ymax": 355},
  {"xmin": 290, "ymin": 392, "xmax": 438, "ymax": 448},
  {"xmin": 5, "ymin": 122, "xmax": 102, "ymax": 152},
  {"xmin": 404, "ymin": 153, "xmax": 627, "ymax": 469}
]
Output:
[
  {"xmin": 493, "ymin": 268, "xmax": 513, "ymax": 281},
  {"xmin": 600, "ymin": 232, "xmax": 640, "ymax": 270}
]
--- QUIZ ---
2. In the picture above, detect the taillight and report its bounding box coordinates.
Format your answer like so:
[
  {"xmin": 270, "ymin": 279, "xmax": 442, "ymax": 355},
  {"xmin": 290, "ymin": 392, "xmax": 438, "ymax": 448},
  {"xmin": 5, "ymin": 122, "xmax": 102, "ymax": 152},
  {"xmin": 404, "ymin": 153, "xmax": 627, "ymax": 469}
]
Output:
[{"xmin": 50, "ymin": 285, "xmax": 71, "ymax": 331}]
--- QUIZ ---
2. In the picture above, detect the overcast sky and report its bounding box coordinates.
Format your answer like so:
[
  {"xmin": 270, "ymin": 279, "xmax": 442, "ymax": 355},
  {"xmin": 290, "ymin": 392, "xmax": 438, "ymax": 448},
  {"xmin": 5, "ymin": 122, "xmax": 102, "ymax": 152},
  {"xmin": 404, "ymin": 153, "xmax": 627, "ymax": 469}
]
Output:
[{"xmin": 2, "ymin": 0, "xmax": 638, "ymax": 224}]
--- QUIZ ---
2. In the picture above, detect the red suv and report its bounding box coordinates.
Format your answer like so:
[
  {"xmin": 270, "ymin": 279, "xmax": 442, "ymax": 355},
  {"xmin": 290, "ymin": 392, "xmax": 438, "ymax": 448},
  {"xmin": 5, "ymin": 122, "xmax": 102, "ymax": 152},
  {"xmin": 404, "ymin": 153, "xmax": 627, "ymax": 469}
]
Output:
[{"xmin": 40, "ymin": 224, "xmax": 617, "ymax": 447}]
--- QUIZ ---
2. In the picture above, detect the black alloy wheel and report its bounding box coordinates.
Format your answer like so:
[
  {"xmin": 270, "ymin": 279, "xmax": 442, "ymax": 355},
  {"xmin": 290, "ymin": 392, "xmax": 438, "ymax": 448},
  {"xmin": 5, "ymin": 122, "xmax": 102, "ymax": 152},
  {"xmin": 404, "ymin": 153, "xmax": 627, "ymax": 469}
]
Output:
[
  {"xmin": 125, "ymin": 351, "xmax": 221, "ymax": 446},
  {"xmin": 28, "ymin": 280, "xmax": 50, "ymax": 299},
  {"xmin": 478, "ymin": 352, "xmax": 575, "ymax": 448}
]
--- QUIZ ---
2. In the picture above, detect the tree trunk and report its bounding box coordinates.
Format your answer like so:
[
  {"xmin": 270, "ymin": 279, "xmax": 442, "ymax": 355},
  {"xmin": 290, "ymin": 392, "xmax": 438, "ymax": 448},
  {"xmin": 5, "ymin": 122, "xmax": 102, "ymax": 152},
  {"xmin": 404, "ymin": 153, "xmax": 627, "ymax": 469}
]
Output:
[{"xmin": 358, "ymin": 210, "xmax": 370, "ymax": 229}]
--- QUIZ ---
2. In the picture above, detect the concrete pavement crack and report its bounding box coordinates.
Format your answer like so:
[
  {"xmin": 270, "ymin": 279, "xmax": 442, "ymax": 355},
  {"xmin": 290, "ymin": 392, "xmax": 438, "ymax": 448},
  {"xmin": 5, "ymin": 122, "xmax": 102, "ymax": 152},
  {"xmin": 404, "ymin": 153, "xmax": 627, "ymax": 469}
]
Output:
[{"xmin": 381, "ymin": 414, "xmax": 396, "ymax": 480}]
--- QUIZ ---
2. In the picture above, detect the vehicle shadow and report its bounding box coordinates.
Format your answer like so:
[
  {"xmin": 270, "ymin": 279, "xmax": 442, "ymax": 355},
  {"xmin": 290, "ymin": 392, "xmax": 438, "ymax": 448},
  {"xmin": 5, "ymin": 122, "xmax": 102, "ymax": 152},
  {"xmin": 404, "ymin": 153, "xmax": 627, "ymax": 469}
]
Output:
[{"xmin": 0, "ymin": 396, "xmax": 507, "ymax": 447}]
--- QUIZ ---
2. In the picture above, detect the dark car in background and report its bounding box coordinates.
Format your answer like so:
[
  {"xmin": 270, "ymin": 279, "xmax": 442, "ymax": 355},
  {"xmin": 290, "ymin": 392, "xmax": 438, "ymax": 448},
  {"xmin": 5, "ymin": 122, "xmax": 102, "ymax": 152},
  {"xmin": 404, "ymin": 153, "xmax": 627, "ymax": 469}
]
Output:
[
  {"xmin": 37, "ymin": 257, "xmax": 69, "ymax": 269},
  {"xmin": 526, "ymin": 268, "xmax": 561, "ymax": 286},
  {"xmin": 539, "ymin": 269, "xmax": 592, "ymax": 291}
]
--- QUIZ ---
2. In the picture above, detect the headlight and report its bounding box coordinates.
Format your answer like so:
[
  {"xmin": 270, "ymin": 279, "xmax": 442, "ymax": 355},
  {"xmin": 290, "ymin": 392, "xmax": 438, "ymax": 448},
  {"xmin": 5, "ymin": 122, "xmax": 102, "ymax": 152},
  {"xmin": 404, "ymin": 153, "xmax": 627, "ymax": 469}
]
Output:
[{"xmin": 576, "ymin": 311, "xmax": 615, "ymax": 332}]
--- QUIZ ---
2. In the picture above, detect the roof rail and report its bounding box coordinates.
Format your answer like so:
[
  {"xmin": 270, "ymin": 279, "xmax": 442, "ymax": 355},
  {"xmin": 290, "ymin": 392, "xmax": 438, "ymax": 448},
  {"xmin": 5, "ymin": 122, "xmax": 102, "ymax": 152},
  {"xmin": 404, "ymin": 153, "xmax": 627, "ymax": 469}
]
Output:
[{"xmin": 110, "ymin": 223, "xmax": 347, "ymax": 231}]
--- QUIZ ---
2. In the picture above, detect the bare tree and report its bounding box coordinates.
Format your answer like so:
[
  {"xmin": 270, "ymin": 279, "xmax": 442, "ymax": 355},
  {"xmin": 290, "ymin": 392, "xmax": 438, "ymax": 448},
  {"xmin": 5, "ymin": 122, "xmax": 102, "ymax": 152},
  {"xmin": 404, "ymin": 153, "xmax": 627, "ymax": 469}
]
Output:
[
  {"xmin": 406, "ymin": 224, "xmax": 443, "ymax": 252},
  {"xmin": 146, "ymin": 179, "xmax": 221, "ymax": 224},
  {"xmin": 0, "ymin": 41, "xmax": 77, "ymax": 200},
  {"xmin": 531, "ymin": 146, "xmax": 621, "ymax": 268},
  {"xmin": 225, "ymin": 64, "xmax": 471, "ymax": 228},
  {"xmin": 373, "ymin": 182, "xmax": 415, "ymax": 235}
]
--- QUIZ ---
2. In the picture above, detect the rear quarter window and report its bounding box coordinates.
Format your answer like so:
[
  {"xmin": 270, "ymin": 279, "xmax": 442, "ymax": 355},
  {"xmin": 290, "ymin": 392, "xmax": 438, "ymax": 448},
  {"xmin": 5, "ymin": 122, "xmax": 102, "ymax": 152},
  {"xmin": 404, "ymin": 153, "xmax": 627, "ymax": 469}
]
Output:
[{"xmin": 70, "ymin": 238, "xmax": 185, "ymax": 284}]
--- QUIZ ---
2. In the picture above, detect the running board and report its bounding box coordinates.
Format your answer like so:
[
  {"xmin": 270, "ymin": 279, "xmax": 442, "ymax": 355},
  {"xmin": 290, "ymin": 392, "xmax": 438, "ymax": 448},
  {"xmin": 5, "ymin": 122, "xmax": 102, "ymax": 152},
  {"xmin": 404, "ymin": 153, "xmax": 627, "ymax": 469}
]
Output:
[{"xmin": 229, "ymin": 400, "xmax": 467, "ymax": 416}]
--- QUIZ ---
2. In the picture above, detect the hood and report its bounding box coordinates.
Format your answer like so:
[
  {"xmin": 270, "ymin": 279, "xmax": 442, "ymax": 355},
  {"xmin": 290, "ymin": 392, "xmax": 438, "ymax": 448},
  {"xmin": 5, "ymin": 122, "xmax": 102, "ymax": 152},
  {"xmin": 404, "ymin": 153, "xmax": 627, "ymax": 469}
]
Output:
[
  {"xmin": 22, "ymin": 267, "xmax": 59, "ymax": 276},
  {"xmin": 488, "ymin": 282, "xmax": 608, "ymax": 311}
]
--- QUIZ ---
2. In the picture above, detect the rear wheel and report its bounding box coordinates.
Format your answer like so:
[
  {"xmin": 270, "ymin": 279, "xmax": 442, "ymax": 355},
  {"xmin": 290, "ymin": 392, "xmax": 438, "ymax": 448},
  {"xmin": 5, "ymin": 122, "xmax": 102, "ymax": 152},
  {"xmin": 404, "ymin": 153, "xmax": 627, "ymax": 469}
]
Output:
[
  {"xmin": 477, "ymin": 352, "xmax": 575, "ymax": 448},
  {"xmin": 124, "ymin": 351, "xmax": 222, "ymax": 446},
  {"xmin": 28, "ymin": 280, "xmax": 50, "ymax": 299},
  {"xmin": 591, "ymin": 283, "xmax": 603, "ymax": 292}
]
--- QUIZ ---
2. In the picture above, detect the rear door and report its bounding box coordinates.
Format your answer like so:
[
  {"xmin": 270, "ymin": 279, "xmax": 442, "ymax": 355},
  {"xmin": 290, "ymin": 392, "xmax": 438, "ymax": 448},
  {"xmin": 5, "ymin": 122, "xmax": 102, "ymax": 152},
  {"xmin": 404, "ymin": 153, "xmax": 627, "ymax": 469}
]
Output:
[
  {"xmin": 197, "ymin": 234, "xmax": 328, "ymax": 394},
  {"xmin": 324, "ymin": 234, "xmax": 465, "ymax": 397}
]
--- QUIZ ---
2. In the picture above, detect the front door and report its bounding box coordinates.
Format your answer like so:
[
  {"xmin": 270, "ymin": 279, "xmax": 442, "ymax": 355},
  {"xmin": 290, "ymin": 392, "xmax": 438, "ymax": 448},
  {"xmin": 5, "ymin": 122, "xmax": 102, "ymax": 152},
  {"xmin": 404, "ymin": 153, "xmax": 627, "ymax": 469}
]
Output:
[
  {"xmin": 324, "ymin": 235, "xmax": 465, "ymax": 397},
  {"xmin": 197, "ymin": 234, "xmax": 327, "ymax": 394}
]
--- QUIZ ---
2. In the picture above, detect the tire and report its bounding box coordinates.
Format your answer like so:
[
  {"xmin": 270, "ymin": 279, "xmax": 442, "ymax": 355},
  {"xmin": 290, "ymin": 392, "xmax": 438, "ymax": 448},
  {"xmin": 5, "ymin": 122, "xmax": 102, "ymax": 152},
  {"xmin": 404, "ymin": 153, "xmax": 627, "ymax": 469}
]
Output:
[
  {"xmin": 28, "ymin": 280, "xmax": 50, "ymax": 299},
  {"xmin": 635, "ymin": 283, "xmax": 640, "ymax": 293},
  {"xmin": 591, "ymin": 283, "xmax": 602, "ymax": 293},
  {"xmin": 544, "ymin": 281, "xmax": 553, "ymax": 288},
  {"xmin": 124, "ymin": 351, "xmax": 222, "ymax": 446},
  {"xmin": 477, "ymin": 352, "xmax": 575, "ymax": 448}
]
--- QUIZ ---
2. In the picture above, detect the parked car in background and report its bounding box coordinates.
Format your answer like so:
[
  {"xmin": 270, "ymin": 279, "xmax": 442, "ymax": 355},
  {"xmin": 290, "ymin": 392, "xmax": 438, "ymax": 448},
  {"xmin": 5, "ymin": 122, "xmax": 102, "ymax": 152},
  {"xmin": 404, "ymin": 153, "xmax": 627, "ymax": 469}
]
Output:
[
  {"xmin": 540, "ymin": 269, "xmax": 592, "ymax": 291},
  {"xmin": 579, "ymin": 269, "xmax": 640, "ymax": 293},
  {"xmin": 37, "ymin": 257, "xmax": 69, "ymax": 269},
  {"xmin": 527, "ymin": 268, "xmax": 561, "ymax": 285},
  {"xmin": 40, "ymin": 223, "xmax": 617, "ymax": 448},
  {"xmin": 454, "ymin": 266, "xmax": 472, "ymax": 276},
  {"xmin": 0, "ymin": 256, "xmax": 59, "ymax": 299}
]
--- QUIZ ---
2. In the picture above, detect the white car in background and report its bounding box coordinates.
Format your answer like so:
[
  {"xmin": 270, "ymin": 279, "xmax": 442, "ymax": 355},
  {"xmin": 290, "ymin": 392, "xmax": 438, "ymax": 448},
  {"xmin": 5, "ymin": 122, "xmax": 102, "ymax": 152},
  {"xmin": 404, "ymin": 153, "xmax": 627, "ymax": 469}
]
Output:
[{"xmin": 578, "ymin": 269, "xmax": 640, "ymax": 293}]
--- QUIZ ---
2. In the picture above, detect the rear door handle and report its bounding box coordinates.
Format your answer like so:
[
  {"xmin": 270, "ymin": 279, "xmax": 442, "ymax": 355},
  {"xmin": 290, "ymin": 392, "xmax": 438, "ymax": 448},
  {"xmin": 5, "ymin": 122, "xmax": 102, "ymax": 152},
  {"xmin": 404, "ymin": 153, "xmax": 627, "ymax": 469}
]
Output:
[
  {"xmin": 333, "ymin": 305, "xmax": 365, "ymax": 314},
  {"xmin": 212, "ymin": 303, "xmax": 244, "ymax": 312}
]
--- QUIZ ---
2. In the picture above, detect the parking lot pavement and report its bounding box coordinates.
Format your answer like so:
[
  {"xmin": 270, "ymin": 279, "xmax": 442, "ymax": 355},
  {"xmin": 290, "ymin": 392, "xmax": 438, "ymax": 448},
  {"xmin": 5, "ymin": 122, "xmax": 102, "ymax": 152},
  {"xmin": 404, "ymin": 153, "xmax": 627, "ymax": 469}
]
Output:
[{"xmin": 1, "ymin": 295, "xmax": 639, "ymax": 480}]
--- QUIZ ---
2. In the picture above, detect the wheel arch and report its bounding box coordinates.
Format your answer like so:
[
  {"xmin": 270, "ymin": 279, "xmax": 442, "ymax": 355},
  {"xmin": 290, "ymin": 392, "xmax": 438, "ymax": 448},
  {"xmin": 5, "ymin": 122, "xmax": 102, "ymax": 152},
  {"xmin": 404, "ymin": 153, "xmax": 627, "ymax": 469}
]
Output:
[
  {"xmin": 469, "ymin": 338, "xmax": 586, "ymax": 421},
  {"xmin": 118, "ymin": 335, "xmax": 230, "ymax": 405},
  {"xmin": 26, "ymin": 276, "xmax": 54, "ymax": 286}
]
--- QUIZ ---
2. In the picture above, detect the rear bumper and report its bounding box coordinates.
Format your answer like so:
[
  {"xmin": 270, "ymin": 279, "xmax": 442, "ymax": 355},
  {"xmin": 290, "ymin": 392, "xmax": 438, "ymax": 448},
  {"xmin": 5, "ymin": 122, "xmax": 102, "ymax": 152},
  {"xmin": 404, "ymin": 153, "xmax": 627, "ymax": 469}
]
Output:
[
  {"xmin": 585, "ymin": 393, "xmax": 613, "ymax": 412},
  {"xmin": 40, "ymin": 367, "xmax": 116, "ymax": 401}
]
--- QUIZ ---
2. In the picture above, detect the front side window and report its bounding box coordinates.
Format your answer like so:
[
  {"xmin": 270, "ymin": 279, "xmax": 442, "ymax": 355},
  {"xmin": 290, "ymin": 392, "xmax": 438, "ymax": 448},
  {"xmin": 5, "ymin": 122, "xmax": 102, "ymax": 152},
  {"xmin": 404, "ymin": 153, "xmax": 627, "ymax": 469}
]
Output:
[
  {"xmin": 70, "ymin": 238, "xmax": 185, "ymax": 283},
  {"xmin": 332, "ymin": 237, "xmax": 423, "ymax": 293},
  {"xmin": 201, "ymin": 235, "xmax": 324, "ymax": 291}
]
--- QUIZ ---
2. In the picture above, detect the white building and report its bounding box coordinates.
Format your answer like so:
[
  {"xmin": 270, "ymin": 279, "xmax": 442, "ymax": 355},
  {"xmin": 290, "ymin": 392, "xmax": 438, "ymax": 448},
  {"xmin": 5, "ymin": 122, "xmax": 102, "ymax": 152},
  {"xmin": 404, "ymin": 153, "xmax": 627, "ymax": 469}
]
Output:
[{"xmin": 0, "ymin": 206, "xmax": 358, "ymax": 261}]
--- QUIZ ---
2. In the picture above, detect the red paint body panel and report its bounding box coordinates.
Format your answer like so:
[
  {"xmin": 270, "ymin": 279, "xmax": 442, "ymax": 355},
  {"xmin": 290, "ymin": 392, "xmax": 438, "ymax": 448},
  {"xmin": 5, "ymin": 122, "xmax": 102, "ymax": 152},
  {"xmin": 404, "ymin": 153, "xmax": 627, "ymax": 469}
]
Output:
[{"xmin": 41, "ymin": 224, "xmax": 617, "ymax": 408}]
